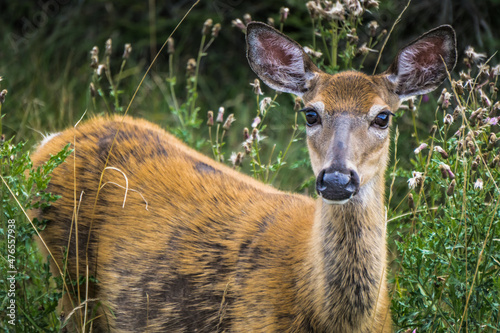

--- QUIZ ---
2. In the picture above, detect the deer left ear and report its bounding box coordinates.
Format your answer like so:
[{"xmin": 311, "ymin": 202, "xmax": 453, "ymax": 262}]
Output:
[{"xmin": 384, "ymin": 25, "xmax": 457, "ymax": 99}]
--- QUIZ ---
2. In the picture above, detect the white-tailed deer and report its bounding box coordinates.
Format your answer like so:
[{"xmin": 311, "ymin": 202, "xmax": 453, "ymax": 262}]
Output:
[{"xmin": 31, "ymin": 23, "xmax": 456, "ymax": 332}]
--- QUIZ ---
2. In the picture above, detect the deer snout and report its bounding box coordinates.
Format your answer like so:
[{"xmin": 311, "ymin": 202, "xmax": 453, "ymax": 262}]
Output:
[{"xmin": 316, "ymin": 167, "xmax": 360, "ymax": 204}]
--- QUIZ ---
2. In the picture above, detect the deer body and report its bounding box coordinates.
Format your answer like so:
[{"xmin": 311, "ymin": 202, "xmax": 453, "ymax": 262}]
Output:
[{"xmin": 31, "ymin": 23, "xmax": 456, "ymax": 332}]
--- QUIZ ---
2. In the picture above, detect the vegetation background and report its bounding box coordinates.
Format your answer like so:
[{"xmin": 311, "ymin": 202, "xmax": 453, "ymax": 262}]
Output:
[{"xmin": 1, "ymin": 0, "xmax": 500, "ymax": 331}]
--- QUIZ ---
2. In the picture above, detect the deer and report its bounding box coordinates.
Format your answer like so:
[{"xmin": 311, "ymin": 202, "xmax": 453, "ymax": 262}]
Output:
[{"xmin": 31, "ymin": 22, "xmax": 456, "ymax": 332}]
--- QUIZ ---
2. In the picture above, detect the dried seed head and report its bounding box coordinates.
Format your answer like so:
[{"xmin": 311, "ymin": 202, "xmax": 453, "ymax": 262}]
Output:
[
  {"xmin": 491, "ymin": 64, "xmax": 500, "ymax": 76},
  {"xmin": 243, "ymin": 13, "xmax": 252, "ymax": 25},
  {"xmin": 223, "ymin": 114, "xmax": 235, "ymax": 130},
  {"xmin": 478, "ymin": 89, "xmax": 491, "ymax": 107},
  {"xmin": 408, "ymin": 171, "xmax": 424, "ymax": 190},
  {"xmin": 408, "ymin": 193, "xmax": 415, "ymax": 210},
  {"xmin": 267, "ymin": 17, "xmax": 275, "ymax": 26},
  {"xmin": 437, "ymin": 88, "xmax": 447, "ymax": 104},
  {"xmin": 202, "ymin": 19, "xmax": 213, "ymax": 36},
  {"xmin": 216, "ymin": 107, "xmax": 225, "ymax": 123},
  {"xmin": 407, "ymin": 97, "xmax": 416, "ymax": 111},
  {"xmin": 430, "ymin": 125, "xmax": 438, "ymax": 135},
  {"xmin": 243, "ymin": 141, "xmax": 252, "ymax": 155},
  {"xmin": 306, "ymin": 1, "xmax": 320, "ymax": 19},
  {"xmin": 453, "ymin": 106, "xmax": 465, "ymax": 120},
  {"xmin": 347, "ymin": 32, "xmax": 359, "ymax": 45},
  {"xmin": 96, "ymin": 64, "xmax": 106, "ymax": 76},
  {"xmin": 231, "ymin": 19, "xmax": 246, "ymax": 33},
  {"xmin": 447, "ymin": 179, "xmax": 456, "ymax": 196},
  {"xmin": 471, "ymin": 160, "xmax": 478, "ymax": 171},
  {"xmin": 465, "ymin": 46, "xmax": 486, "ymax": 64},
  {"xmin": 443, "ymin": 113, "xmax": 454, "ymax": 125},
  {"xmin": 457, "ymin": 140, "xmax": 464, "ymax": 152},
  {"xmin": 230, "ymin": 152, "xmax": 243, "ymax": 168},
  {"xmin": 186, "ymin": 58, "xmax": 196, "ymax": 76},
  {"xmin": 489, "ymin": 133, "xmax": 497, "ymax": 146},
  {"xmin": 212, "ymin": 23, "xmax": 221, "ymax": 38},
  {"xmin": 243, "ymin": 127, "xmax": 250, "ymax": 141},
  {"xmin": 357, "ymin": 43, "xmax": 377, "ymax": 56},
  {"xmin": 89, "ymin": 83, "xmax": 96, "ymax": 98},
  {"xmin": 251, "ymin": 128, "xmax": 259, "ymax": 140},
  {"xmin": 452, "ymin": 79, "xmax": 464, "ymax": 95},
  {"xmin": 442, "ymin": 92, "xmax": 452, "ymax": 108},
  {"xmin": 434, "ymin": 146, "xmax": 449, "ymax": 159},
  {"xmin": 467, "ymin": 140, "xmax": 476, "ymax": 155},
  {"xmin": 259, "ymin": 97, "xmax": 272, "ymax": 114},
  {"xmin": 414, "ymin": 143, "xmax": 428, "ymax": 154},
  {"xmin": 368, "ymin": 21, "xmax": 379, "ymax": 37},
  {"xmin": 0, "ymin": 89, "xmax": 7, "ymax": 104},
  {"xmin": 250, "ymin": 79, "xmax": 263, "ymax": 95},
  {"xmin": 490, "ymin": 82, "xmax": 497, "ymax": 95},
  {"xmin": 294, "ymin": 97, "xmax": 303, "ymax": 111},
  {"xmin": 365, "ymin": 0, "xmax": 379, "ymax": 9},
  {"xmin": 303, "ymin": 46, "xmax": 323, "ymax": 58},
  {"xmin": 207, "ymin": 110, "xmax": 214, "ymax": 127},
  {"xmin": 474, "ymin": 178, "xmax": 483, "ymax": 190},
  {"xmin": 105, "ymin": 38, "xmax": 112, "ymax": 56},
  {"xmin": 123, "ymin": 43, "xmax": 132, "ymax": 59},
  {"xmin": 251, "ymin": 116, "xmax": 261, "ymax": 128},
  {"xmin": 439, "ymin": 164, "xmax": 449, "ymax": 179},
  {"xmin": 167, "ymin": 38, "xmax": 175, "ymax": 54},
  {"xmin": 491, "ymin": 155, "xmax": 500, "ymax": 168},
  {"xmin": 280, "ymin": 7, "xmax": 290, "ymax": 23}
]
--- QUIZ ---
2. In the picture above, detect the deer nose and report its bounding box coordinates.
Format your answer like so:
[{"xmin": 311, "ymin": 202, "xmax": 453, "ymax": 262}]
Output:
[{"xmin": 316, "ymin": 167, "xmax": 360, "ymax": 204}]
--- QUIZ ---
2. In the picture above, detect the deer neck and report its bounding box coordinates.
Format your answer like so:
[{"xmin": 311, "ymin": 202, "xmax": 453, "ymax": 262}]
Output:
[{"xmin": 304, "ymin": 174, "xmax": 388, "ymax": 331}]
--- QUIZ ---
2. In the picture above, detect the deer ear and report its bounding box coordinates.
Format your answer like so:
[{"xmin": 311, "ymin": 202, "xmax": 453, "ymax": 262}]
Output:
[
  {"xmin": 246, "ymin": 22, "xmax": 321, "ymax": 96},
  {"xmin": 384, "ymin": 25, "xmax": 457, "ymax": 99}
]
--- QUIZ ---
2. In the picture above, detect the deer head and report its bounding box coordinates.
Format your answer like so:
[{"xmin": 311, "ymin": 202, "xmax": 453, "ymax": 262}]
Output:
[{"xmin": 246, "ymin": 22, "xmax": 456, "ymax": 204}]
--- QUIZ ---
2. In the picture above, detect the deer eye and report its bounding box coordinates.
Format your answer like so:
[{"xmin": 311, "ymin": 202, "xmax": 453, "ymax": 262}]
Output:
[
  {"xmin": 372, "ymin": 111, "xmax": 393, "ymax": 129},
  {"xmin": 302, "ymin": 108, "xmax": 321, "ymax": 127}
]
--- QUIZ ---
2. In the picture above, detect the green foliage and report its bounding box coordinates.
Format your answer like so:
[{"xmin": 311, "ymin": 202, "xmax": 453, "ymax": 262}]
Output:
[
  {"xmin": 0, "ymin": 135, "xmax": 71, "ymax": 332},
  {"xmin": 389, "ymin": 58, "xmax": 500, "ymax": 331}
]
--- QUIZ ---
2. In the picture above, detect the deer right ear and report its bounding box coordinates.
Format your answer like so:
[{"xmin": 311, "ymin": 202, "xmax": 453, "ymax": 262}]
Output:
[
  {"xmin": 246, "ymin": 22, "xmax": 321, "ymax": 96},
  {"xmin": 384, "ymin": 25, "xmax": 457, "ymax": 100}
]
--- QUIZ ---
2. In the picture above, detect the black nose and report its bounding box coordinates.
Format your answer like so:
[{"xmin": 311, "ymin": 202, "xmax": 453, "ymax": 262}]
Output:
[{"xmin": 316, "ymin": 167, "xmax": 360, "ymax": 202}]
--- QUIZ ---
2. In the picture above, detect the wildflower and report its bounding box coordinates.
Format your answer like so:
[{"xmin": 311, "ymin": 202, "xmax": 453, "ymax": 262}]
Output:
[
  {"xmin": 123, "ymin": 43, "xmax": 132, "ymax": 59},
  {"xmin": 345, "ymin": 0, "xmax": 363, "ymax": 17},
  {"xmin": 105, "ymin": 38, "xmax": 112, "ymax": 56},
  {"xmin": 453, "ymin": 105, "xmax": 465, "ymax": 120},
  {"xmin": 259, "ymin": 97, "xmax": 272, "ymax": 114},
  {"xmin": 346, "ymin": 30, "xmax": 359, "ymax": 44},
  {"xmin": 243, "ymin": 141, "xmax": 252, "ymax": 155},
  {"xmin": 216, "ymin": 107, "xmax": 225, "ymax": 123},
  {"xmin": 368, "ymin": 21, "xmax": 378, "ymax": 37},
  {"xmin": 207, "ymin": 110, "xmax": 214, "ymax": 127},
  {"xmin": 0, "ymin": 89, "xmax": 7, "ymax": 104},
  {"xmin": 477, "ymin": 63, "xmax": 490, "ymax": 76},
  {"xmin": 467, "ymin": 141, "xmax": 476, "ymax": 155},
  {"xmin": 459, "ymin": 71, "xmax": 472, "ymax": 81},
  {"xmin": 212, "ymin": 23, "xmax": 221, "ymax": 38},
  {"xmin": 464, "ymin": 46, "xmax": 486, "ymax": 64},
  {"xmin": 414, "ymin": 143, "xmax": 428, "ymax": 154},
  {"xmin": 243, "ymin": 127, "xmax": 250, "ymax": 141},
  {"xmin": 251, "ymin": 116, "xmax": 261, "ymax": 128},
  {"xmin": 474, "ymin": 178, "xmax": 483, "ymax": 190},
  {"xmin": 430, "ymin": 125, "xmax": 438, "ymax": 135},
  {"xmin": 489, "ymin": 133, "xmax": 497, "ymax": 146},
  {"xmin": 447, "ymin": 179, "xmax": 456, "ymax": 196},
  {"xmin": 485, "ymin": 117, "xmax": 499, "ymax": 126},
  {"xmin": 434, "ymin": 146, "xmax": 449, "ymax": 159},
  {"xmin": 232, "ymin": 19, "xmax": 246, "ymax": 33},
  {"xmin": 280, "ymin": 7, "xmax": 290, "ymax": 23},
  {"xmin": 303, "ymin": 46, "xmax": 323, "ymax": 58},
  {"xmin": 443, "ymin": 114, "xmax": 454, "ymax": 125},
  {"xmin": 294, "ymin": 97, "xmax": 303, "ymax": 111},
  {"xmin": 186, "ymin": 58, "xmax": 196, "ymax": 76},
  {"xmin": 167, "ymin": 38, "xmax": 175, "ymax": 54},
  {"xmin": 252, "ymin": 128, "xmax": 259, "ymax": 141},
  {"xmin": 408, "ymin": 193, "xmax": 414, "ymax": 210},
  {"xmin": 223, "ymin": 114, "xmax": 235, "ymax": 130},
  {"xmin": 243, "ymin": 13, "xmax": 252, "ymax": 25},
  {"xmin": 408, "ymin": 171, "xmax": 424, "ymax": 190},
  {"xmin": 250, "ymin": 79, "xmax": 263, "ymax": 95},
  {"xmin": 267, "ymin": 17, "xmax": 275, "ymax": 26},
  {"xmin": 491, "ymin": 155, "xmax": 500, "ymax": 168},
  {"xmin": 202, "ymin": 19, "xmax": 213, "ymax": 36},
  {"xmin": 365, "ymin": 0, "xmax": 379, "ymax": 9}
]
